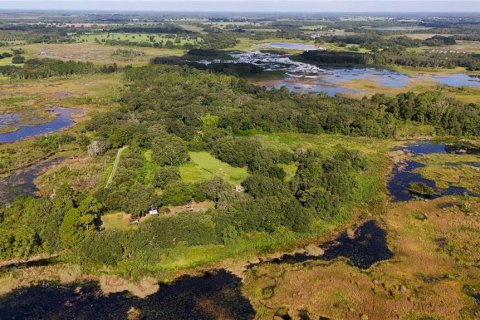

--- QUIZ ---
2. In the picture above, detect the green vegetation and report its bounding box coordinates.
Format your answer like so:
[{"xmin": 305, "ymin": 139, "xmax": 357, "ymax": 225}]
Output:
[
  {"xmin": 180, "ymin": 151, "xmax": 248, "ymax": 185},
  {"xmin": 74, "ymin": 32, "xmax": 202, "ymax": 49},
  {"xmin": 407, "ymin": 182, "xmax": 436, "ymax": 196},
  {"xmin": 414, "ymin": 153, "xmax": 480, "ymax": 192},
  {"xmin": 0, "ymin": 14, "xmax": 480, "ymax": 317},
  {"xmin": 102, "ymin": 212, "xmax": 137, "ymax": 231}
]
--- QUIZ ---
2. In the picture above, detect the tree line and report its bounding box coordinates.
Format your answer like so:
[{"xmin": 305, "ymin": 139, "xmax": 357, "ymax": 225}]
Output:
[
  {"xmin": 0, "ymin": 58, "xmax": 119, "ymax": 79},
  {"xmin": 300, "ymin": 49, "xmax": 480, "ymax": 70}
]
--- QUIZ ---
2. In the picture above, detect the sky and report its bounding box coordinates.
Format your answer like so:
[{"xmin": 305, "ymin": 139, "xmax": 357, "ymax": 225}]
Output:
[{"xmin": 0, "ymin": 1, "xmax": 479, "ymax": 13}]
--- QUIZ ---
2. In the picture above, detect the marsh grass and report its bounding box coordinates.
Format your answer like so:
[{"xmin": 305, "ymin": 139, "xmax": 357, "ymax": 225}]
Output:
[
  {"xmin": 414, "ymin": 153, "xmax": 480, "ymax": 191},
  {"xmin": 243, "ymin": 197, "xmax": 480, "ymax": 319}
]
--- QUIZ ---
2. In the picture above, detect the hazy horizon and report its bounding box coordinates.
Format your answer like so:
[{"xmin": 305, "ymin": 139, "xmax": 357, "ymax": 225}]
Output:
[{"xmin": 1, "ymin": 1, "xmax": 480, "ymax": 13}]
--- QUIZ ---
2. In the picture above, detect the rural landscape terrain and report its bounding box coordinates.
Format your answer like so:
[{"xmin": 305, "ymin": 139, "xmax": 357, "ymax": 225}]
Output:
[{"xmin": 0, "ymin": 5, "xmax": 479, "ymax": 320}]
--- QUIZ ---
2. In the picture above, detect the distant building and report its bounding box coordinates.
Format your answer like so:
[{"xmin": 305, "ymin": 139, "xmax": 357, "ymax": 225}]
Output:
[{"xmin": 148, "ymin": 206, "xmax": 159, "ymax": 215}]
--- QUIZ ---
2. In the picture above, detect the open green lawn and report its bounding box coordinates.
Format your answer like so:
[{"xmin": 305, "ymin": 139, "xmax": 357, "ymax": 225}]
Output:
[
  {"xmin": 179, "ymin": 151, "xmax": 248, "ymax": 185},
  {"xmin": 101, "ymin": 212, "xmax": 137, "ymax": 231}
]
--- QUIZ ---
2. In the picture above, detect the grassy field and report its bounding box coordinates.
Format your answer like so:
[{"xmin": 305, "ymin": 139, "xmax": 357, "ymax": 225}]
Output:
[
  {"xmin": 180, "ymin": 151, "xmax": 248, "ymax": 185},
  {"xmin": 338, "ymin": 75, "xmax": 480, "ymax": 104},
  {"xmin": 18, "ymin": 42, "xmax": 185, "ymax": 65},
  {"xmin": 102, "ymin": 212, "xmax": 137, "ymax": 231},
  {"xmin": 73, "ymin": 32, "xmax": 202, "ymax": 47},
  {"xmin": 0, "ymin": 57, "xmax": 16, "ymax": 66},
  {"xmin": 229, "ymin": 37, "xmax": 318, "ymax": 52}
]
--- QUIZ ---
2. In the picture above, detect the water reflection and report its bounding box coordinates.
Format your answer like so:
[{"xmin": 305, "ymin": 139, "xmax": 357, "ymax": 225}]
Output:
[
  {"xmin": 203, "ymin": 50, "xmax": 480, "ymax": 95},
  {"xmin": 0, "ymin": 270, "xmax": 255, "ymax": 320}
]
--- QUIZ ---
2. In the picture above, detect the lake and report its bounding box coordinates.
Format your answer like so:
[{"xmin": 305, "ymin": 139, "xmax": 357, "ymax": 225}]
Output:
[{"xmin": 0, "ymin": 107, "xmax": 83, "ymax": 144}]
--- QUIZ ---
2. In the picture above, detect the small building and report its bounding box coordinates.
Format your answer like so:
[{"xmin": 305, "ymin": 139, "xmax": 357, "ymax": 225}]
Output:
[{"xmin": 148, "ymin": 206, "xmax": 159, "ymax": 215}]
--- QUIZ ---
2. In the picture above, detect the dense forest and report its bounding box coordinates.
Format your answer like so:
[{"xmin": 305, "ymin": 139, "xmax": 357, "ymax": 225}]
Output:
[{"xmin": 315, "ymin": 34, "xmax": 457, "ymax": 52}]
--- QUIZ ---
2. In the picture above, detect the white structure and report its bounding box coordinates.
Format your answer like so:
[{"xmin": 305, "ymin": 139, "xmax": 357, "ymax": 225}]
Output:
[
  {"xmin": 235, "ymin": 185, "xmax": 245, "ymax": 193},
  {"xmin": 148, "ymin": 206, "xmax": 159, "ymax": 215}
]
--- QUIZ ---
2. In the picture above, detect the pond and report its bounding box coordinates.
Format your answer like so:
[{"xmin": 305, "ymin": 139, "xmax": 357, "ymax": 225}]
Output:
[
  {"xmin": 205, "ymin": 50, "xmax": 480, "ymax": 95},
  {"xmin": 0, "ymin": 270, "xmax": 255, "ymax": 320},
  {"xmin": 388, "ymin": 141, "xmax": 480, "ymax": 202},
  {"xmin": 0, "ymin": 157, "xmax": 66, "ymax": 202},
  {"xmin": 0, "ymin": 107, "xmax": 83, "ymax": 144}
]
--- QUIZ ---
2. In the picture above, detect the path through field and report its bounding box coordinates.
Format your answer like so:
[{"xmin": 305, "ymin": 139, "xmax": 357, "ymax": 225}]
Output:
[{"xmin": 105, "ymin": 146, "xmax": 127, "ymax": 188}]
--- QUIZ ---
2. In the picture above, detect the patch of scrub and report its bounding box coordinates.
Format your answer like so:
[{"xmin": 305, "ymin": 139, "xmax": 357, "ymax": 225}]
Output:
[{"xmin": 0, "ymin": 157, "xmax": 67, "ymax": 202}]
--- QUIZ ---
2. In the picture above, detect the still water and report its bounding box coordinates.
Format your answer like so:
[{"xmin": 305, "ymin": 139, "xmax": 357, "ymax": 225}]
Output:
[
  {"xmin": 0, "ymin": 107, "xmax": 83, "ymax": 144},
  {"xmin": 388, "ymin": 141, "xmax": 480, "ymax": 201}
]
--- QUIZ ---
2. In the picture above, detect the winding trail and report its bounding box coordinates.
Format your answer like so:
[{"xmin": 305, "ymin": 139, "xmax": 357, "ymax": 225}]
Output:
[{"xmin": 105, "ymin": 146, "xmax": 127, "ymax": 188}]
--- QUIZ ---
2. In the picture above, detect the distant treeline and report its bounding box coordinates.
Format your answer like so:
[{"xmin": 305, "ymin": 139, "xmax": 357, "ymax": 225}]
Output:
[
  {"xmin": 300, "ymin": 50, "xmax": 480, "ymax": 70},
  {"xmin": 151, "ymin": 55, "xmax": 263, "ymax": 77},
  {"xmin": 108, "ymin": 25, "xmax": 192, "ymax": 34},
  {"xmin": 315, "ymin": 34, "xmax": 457, "ymax": 52},
  {"xmin": 0, "ymin": 58, "xmax": 118, "ymax": 79}
]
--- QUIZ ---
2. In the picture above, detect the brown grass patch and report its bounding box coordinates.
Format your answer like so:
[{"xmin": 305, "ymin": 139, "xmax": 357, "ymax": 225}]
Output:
[{"xmin": 243, "ymin": 197, "xmax": 480, "ymax": 319}]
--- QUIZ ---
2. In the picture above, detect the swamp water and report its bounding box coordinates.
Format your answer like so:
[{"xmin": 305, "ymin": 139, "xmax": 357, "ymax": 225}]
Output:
[
  {"xmin": 0, "ymin": 270, "xmax": 255, "ymax": 320},
  {"xmin": 269, "ymin": 220, "xmax": 393, "ymax": 269},
  {"xmin": 0, "ymin": 107, "xmax": 83, "ymax": 144},
  {"xmin": 0, "ymin": 157, "xmax": 66, "ymax": 202},
  {"xmin": 202, "ymin": 49, "xmax": 480, "ymax": 95},
  {"xmin": 388, "ymin": 141, "xmax": 480, "ymax": 201}
]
